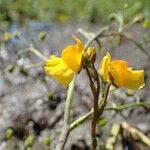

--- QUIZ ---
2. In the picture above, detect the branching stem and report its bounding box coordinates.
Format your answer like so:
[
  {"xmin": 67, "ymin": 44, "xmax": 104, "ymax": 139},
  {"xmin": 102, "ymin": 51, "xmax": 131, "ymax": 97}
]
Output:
[
  {"xmin": 84, "ymin": 26, "xmax": 109, "ymax": 49},
  {"xmin": 69, "ymin": 101, "xmax": 149, "ymax": 133}
]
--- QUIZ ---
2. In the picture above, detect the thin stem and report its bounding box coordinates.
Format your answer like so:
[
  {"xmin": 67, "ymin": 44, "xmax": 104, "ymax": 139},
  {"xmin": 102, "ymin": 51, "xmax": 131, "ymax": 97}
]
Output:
[
  {"xmin": 84, "ymin": 66, "xmax": 96, "ymax": 96},
  {"xmin": 91, "ymin": 64, "xmax": 100, "ymax": 150},
  {"xmin": 55, "ymin": 74, "xmax": 76, "ymax": 150},
  {"xmin": 18, "ymin": 46, "xmax": 47, "ymax": 61},
  {"xmin": 105, "ymin": 102, "xmax": 150, "ymax": 111},
  {"xmin": 85, "ymin": 62, "xmax": 107, "ymax": 150},
  {"xmin": 109, "ymin": 13, "xmax": 123, "ymax": 33},
  {"xmin": 84, "ymin": 66, "xmax": 97, "ymax": 150},
  {"xmin": 105, "ymin": 123, "xmax": 121, "ymax": 150},
  {"xmin": 102, "ymin": 32, "xmax": 150, "ymax": 59},
  {"xmin": 84, "ymin": 65, "xmax": 97, "ymax": 150},
  {"xmin": 69, "ymin": 110, "xmax": 93, "ymax": 131},
  {"xmin": 122, "ymin": 122, "xmax": 150, "ymax": 147},
  {"xmin": 84, "ymin": 26, "xmax": 109, "ymax": 49},
  {"xmin": 29, "ymin": 46, "xmax": 47, "ymax": 60},
  {"xmin": 91, "ymin": 98, "xmax": 99, "ymax": 150},
  {"xmin": 119, "ymin": 33, "xmax": 150, "ymax": 59},
  {"xmin": 98, "ymin": 83, "xmax": 111, "ymax": 116},
  {"xmin": 64, "ymin": 75, "xmax": 76, "ymax": 124},
  {"xmin": 68, "ymin": 102, "xmax": 149, "ymax": 134},
  {"xmin": 92, "ymin": 63, "xmax": 100, "ymax": 99},
  {"xmin": 91, "ymin": 83, "xmax": 110, "ymax": 150},
  {"xmin": 25, "ymin": 63, "xmax": 42, "ymax": 70}
]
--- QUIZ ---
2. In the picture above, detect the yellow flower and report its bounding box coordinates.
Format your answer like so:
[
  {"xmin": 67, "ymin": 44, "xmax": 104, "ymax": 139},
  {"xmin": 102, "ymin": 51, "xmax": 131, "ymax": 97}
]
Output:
[
  {"xmin": 44, "ymin": 36, "xmax": 84, "ymax": 86},
  {"xmin": 62, "ymin": 35, "xmax": 84, "ymax": 72},
  {"xmin": 100, "ymin": 52, "xmax": 145, "ymax": 90}
]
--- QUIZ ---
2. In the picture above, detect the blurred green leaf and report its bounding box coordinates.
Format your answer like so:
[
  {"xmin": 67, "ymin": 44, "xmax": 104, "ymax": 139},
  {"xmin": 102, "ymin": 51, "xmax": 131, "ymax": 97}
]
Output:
[
  {"xmin": 19, "ymin": 67, "xmax": 28, "ymax": 76},
  {"xmin": 132, "ymin": 13, "xmax": 144, "ymax": 23},
  {"xmin": 47, "ymin": 92, "xmax": 53, "ymax": 101},
  {"xmin": 99, "ymin": 44, "xmax": 104, "ymax": 52},
  {"xmin": 144, "ymin": 19, "xmax": 150, "ymax": 28},
  {"xmin": 126, "ymin": 89, "xmax": 135, "ymax": 97},
  {"xmin": 5, "ymin": 128, "xmax": 13, "ymax": 139},
  {"xmin": 13, "ymin": 31, "xmax": 21, "ymax": 39},
  {"xmin": 5, "ymin": 64, "xmax": 16, "ymax": 73},
  {"xmin": 24, "ymin": 135, "xmax": 35, "ymax": 148},
  {"xmin": 43, "ymin": 136, "xmax": 51, "ymax": 146},
  {"xmin": 97, "ymin": 117, "xmax": 107, "ymax": 127},
  {"xmin": 38, "ymin": 31, "xmax": 46, "ymax": 41},
  {"xmin": 0, "ymin": 0, "xmax": 150, "ymax": 24}
]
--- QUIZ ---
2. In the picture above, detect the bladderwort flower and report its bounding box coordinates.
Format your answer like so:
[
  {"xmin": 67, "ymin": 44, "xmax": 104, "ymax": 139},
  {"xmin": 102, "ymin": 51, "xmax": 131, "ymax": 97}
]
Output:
[
  {"xmin": 100, "ymin": 52, "xmax": 145, "ymax": 90},
  {"xmin": 44, "ymin": 35, "xmax": 84, "ymax": 86}
]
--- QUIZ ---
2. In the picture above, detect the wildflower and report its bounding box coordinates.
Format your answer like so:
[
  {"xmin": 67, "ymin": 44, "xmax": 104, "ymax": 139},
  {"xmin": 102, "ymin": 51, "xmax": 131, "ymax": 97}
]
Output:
[
  {"xmin": 100, "ymin": 52, "xmax": 144, "ymax": 90},
  {"xmin": 44, "ymin": 35, "xmax": 84, "ymax": 86}
]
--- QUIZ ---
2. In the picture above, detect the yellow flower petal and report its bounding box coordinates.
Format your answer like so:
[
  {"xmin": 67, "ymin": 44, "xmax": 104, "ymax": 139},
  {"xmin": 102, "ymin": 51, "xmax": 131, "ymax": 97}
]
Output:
[
  {"xmin": 100, "ymin": 52, "xmax": 111, "ymax": 81},
  {"xmin": 109, "ymin": 60, "xmax": 128, "ymax": 86},
  {"xmin": 61, "ymin": 35, "xmax": 84, "ymax": 72},
  {"xmin": 44, "ymin": 55, "xmax": 74, "ymax": 86},
  {"xmin": 110, "ymin": 61, "xmax": 145, "ymax": 90},
  {"xmin": 99, "ymin": 52, "xmax": 145, "ymax": 90},
  {"xmin": 122, "ymin": 68, "xmax": 145, "ymax": 90}
]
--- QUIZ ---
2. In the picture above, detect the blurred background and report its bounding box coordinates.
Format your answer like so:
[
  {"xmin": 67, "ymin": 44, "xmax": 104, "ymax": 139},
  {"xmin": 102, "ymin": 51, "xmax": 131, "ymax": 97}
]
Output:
[
  {"xmin": 0, "ymin": 0, "xmax": 150, "ymax": 25},
  {"xmin": 0, "ymin": 0, "xmax": 150, "ymax": 150}
]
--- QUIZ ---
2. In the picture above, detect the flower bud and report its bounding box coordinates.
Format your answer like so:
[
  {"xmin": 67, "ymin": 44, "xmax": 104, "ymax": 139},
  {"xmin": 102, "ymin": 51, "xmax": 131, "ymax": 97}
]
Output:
[
  {"xmin": 87, "ymin": 47, "xmax": 96, "ymax": 63},
  {"xmin": 82, "ymin": 53, "xmax": 91, "ymax": 67}
]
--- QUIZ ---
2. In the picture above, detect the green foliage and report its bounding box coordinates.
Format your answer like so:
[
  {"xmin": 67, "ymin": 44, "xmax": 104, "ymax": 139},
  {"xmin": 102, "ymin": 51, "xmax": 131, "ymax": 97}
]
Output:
[
  {"xmin": 19, "ymin": 67, "xmax": 29, "ymax": 76},
  {"xmin": 47, "ymin": 92, "xmax": 53, "ymax": 101},
  {"xmin": 144, "ymin": 19, "xmax": 150, "ymax": 28},
  {"xmin": 0, "ymin": 0, "xmax": 36, "ymax": 22},
  {"xmin": 0, "ymin": 0, "xmax": 150, "ymax": 24},
  {"xmin": 5, "ymin": 128, "xmax": 14, "ymax": 139},
  {"xmin": 24, "ymin": 135, "xmax": 35, "ymax": 148},
  {"xmin": 97, "ymin": 117, "xmax": 107, "ymax": 127},
  {"xmin": 125, "ymin": 89, "xmax": 135, "ymax": 97},
  {"xmin": 38, "ymin": 31, "xmax": 47, "ymax": 41},
  {"xmin": 43, "ymin": 136, "xmax": 51, "ymax": 146},
  {"xmin": 5, "ymin": 64, "xmax": 16, "ymax": 73}
]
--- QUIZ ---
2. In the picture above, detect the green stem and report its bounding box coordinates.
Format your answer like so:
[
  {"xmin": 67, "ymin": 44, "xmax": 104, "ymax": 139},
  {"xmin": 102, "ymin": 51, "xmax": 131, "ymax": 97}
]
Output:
[
  {"xmin": 102, "ymin": 32, "xmax": 150, "ymax": 59},
  {"xmin": 64, "ymin": 74, "xmax": 76, "ymax": 124},
  {"xmin": 25, "ymin": 63, "xmax": 42, "ymax": 70},
  {"xmin": 55, "ymin": 74, "xmax": 76, "ymax": 150},
  {"xmin": 84, "ymin": 26, "xmax": 109, "ymax": 49},
  {"xmin": 106, "ymin": 123, "xmax": 121, "ymax": 150},
  {"xmin": 68, "ymin": 102, "xmax": 149, "ymax": 135},
  {"xmin": 69, "ymin": 110, "xmax": 93, "ymax": 131},
  {"xmin": 105, "ymin": 102, "xmax": 150, "ymax": 111},
  {"xmin": 98, "ymin": 83, "xmax": 111, "ymax": 116},
  {"xmin": 119, "ymin": 33, "xmax": 150, "ymax": 59},
  {"xmin": 29, "ymin": 46, "xmax": 47, "ymax": 60},
  {"xmin": 122, "ymin": 122, "xmax": 150, "ymax": 147}
]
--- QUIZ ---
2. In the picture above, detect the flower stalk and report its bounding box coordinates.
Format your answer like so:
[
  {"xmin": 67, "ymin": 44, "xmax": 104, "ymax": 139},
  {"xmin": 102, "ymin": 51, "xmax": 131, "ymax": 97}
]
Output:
[
  {"xmin": 84, "ymin": 62, "xmax": 101, "ymax": 150},
  {"xmin": 55, "ymin": 74, "xmax": 76, "ymax": 150}
]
